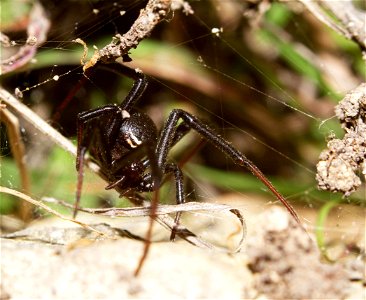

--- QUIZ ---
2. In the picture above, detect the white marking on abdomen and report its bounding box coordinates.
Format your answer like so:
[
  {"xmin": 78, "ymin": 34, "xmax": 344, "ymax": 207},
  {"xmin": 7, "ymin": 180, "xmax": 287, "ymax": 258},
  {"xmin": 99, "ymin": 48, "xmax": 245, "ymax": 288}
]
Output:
[{"xmin": 126, "ymin": 130, "xmax": 142, "ymax": 148}]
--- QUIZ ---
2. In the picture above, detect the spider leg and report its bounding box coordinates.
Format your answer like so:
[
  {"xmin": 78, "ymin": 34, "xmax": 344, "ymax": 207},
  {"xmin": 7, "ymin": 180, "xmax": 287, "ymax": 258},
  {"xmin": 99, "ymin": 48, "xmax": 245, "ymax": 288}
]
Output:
[
  {"xmin": 165, "ymin": 163, "xmax": 184, "ymax": 241},
  {"xmin": 94, "ymin": 62, "xmax": 148, "ymax": 111},
  {"xmin": 170, "ymin": 122, "xmax": 191, "ymax": 147},
  {"xmin": 137, "ymin": 161, "xmax": 184, "ymax": 241},
  {"xmin": 136, "ymin": 121, "xmax": 195, "ymax": 244},
  {"xmin": 159, "ymin": 123, "xmax": 191, "ymax": 240},
  {"xmin": 132, "ymin": 142, "xmax": 163, "ymax": 277},
  {"xmin": 76, "ymin": 105, "xmax": 120, "ymax": 170},
  {"xmin": 74, "ymin": 105, "xmax": 120, "ymax": 218},
  {"xmin": 157, "ymin": 109, "xmax": 302, "ymax": 226},
  {"xmin": 105, "ymin": 176, "xmax": 126, "ymax": 190}
]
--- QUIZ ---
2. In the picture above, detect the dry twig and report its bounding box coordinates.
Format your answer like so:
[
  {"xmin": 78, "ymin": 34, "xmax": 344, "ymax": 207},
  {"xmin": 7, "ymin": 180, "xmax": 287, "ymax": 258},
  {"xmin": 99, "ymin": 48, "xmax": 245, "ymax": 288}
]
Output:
[
  {"xmin": 84, "ymin": 0, "xmax": 172, "ymax": 69},
  {"xmin": 0, "ymin": 186, "xmax": 109, "ymax": 237},
  {"xmin": 298, "ymin": 0, "xmax": 366, "ymax": 55}
]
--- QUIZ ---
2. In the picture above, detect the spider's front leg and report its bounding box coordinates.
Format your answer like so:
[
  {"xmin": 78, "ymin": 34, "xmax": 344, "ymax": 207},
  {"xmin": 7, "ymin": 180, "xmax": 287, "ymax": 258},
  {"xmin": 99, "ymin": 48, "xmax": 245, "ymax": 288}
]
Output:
[
  {"xmin": 95, "ymin": 62, "xmax": 148, "ymax": 111},
  {"xmin": 74, "ymin": 105, "xmax": 121, "ymax": 218},
  {"xmin": 157, "ymin": 109, "xmax": 302, "ymax": 227},
  {"xmin": 76, "ymin": 105, "xmax": 118, "ymax": 168}
]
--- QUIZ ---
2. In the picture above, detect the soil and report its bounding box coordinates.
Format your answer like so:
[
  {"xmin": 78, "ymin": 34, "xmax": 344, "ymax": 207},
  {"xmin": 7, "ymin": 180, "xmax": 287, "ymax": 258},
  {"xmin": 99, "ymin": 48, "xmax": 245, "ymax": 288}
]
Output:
[{"xmin": 1, "ymin": 203, "xmax": 364, "ymax": 299}]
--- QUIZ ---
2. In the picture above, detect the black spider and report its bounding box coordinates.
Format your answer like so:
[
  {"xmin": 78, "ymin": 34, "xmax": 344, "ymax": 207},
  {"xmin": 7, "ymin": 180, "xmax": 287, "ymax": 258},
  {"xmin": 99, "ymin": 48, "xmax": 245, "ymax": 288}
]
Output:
[{"xmin": 74, "ymin": 62, "xmax": 301, "ymax": 257}]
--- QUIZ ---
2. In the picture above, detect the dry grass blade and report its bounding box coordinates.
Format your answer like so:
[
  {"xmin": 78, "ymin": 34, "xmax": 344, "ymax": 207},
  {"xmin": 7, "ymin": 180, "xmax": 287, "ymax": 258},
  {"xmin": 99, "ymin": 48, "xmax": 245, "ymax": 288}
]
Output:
[
  {"xmin": 0, "ymin": 186, "xmax": 108, "ymax": 237},
  {"xmin": 0, "ymin": 107, "xmax": 32, "ymax": 221},
  {"xmin": 73, "ymin": 201, "xmax": 245, "ymax": 217},
  {"xmin": 42, "ymin": 197, "xmax": 246, "ymax": 253},
  {"xmin": 0, "ymin": 88, "xmax": 77, "ymax": 156}
]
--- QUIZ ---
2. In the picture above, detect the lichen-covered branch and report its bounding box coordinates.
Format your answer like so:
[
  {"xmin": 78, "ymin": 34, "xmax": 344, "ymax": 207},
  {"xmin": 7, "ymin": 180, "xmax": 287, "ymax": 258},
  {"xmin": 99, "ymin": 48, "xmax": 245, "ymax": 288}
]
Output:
[
  {"xmin": 316, "ymin": 83, "xmax": 366, "ymax": 196},
  {"xmin": 96, "ymin": 0, "xmax": 172, "ymax": 64}
]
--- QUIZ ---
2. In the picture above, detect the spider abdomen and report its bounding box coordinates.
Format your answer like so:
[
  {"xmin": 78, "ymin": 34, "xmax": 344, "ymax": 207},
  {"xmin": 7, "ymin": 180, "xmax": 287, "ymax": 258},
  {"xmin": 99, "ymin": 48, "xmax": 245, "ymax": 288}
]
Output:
[{"xmin": 120, "ymin": 110, "xmax": 158, "ymax": 150}]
